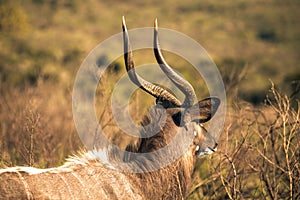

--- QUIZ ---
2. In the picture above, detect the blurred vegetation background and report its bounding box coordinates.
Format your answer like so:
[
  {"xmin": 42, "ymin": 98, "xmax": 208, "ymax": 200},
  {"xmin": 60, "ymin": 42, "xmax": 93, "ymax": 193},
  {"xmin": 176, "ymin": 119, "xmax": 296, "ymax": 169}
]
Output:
[
  {"xmin": 0, "ymin": 0, "xmax": 299, "ymax": 199},
  {"xmin": 0, "ymin": 0, "xmax": 299, "ymax": 100}
]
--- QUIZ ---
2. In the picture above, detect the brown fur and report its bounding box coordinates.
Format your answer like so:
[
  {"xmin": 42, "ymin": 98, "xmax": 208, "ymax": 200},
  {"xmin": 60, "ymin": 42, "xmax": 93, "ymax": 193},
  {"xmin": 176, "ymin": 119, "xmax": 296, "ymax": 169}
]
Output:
[{"xmin": 0, "ymin": 103, "xmax": 212, "ymax": 199}]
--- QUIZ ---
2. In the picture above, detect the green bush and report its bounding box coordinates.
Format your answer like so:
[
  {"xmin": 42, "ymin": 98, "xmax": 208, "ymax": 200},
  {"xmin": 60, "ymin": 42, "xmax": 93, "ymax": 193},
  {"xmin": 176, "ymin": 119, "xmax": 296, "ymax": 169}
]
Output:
[{"xmin": 0, "ymin": 3, "xmax": 30, "ymax": 37}]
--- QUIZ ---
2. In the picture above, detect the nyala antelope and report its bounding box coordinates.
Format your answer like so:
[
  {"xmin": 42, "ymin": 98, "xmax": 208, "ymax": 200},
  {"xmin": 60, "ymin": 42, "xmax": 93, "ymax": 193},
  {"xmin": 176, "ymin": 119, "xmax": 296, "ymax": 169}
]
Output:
[{"xmin": 0, "ymin": 17, "xmax": 220, "ymax": 199}]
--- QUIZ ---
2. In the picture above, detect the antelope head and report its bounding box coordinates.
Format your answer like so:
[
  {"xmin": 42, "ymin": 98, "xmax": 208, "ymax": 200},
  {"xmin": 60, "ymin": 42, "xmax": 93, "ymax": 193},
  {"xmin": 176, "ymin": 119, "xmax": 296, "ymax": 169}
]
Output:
[{"xmin": 122, "ymin": 17, "xmax": 220, "ymax": 160}]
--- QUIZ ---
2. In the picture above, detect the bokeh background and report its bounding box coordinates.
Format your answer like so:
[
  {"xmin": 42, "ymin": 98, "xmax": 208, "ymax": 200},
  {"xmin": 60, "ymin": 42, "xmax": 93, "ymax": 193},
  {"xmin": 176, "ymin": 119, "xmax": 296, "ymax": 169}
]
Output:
[{"xmin": 0, "ymin": 0, "xmax": 299, "ymax": 199}]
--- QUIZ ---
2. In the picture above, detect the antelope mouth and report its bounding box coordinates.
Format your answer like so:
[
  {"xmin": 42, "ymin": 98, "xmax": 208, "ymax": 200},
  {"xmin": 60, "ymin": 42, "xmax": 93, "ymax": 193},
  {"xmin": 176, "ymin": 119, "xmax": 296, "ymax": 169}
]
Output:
[{"xmin": 197, "ymin": 143, "xmax": 218, "ymax": 157}]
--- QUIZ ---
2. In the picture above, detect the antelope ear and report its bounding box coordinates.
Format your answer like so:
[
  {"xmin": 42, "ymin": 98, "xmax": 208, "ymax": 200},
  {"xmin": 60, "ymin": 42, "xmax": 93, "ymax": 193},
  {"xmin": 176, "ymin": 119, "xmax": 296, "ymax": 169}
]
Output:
[{"xmin": 187, "ymin": 97, "xmax": 220, "ymax": 123}]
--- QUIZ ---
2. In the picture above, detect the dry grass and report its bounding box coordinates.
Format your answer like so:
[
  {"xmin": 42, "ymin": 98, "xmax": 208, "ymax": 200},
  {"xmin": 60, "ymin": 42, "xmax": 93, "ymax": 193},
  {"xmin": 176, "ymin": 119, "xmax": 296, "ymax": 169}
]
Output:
[
  {"xmin": 1, "ymin": 71, "xmax": 299, "ymax": 199},
  {"xmin": 0, "ymin": 80, "xmax": 81, "ymax": 168},
  {"xmin": 188, "ymin": 84, "xmax": 299, "ymax": 199}
]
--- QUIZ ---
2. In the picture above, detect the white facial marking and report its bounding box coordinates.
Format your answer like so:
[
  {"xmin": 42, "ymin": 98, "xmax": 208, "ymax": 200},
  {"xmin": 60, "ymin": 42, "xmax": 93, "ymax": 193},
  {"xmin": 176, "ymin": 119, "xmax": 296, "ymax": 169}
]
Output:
[
  {"xmin": 198, "ymin": 147, "xmax": 217, "ymax": 157},
  {"xmin": 193, "ymin": 130, "xmax": 197, "ymax": 136}
]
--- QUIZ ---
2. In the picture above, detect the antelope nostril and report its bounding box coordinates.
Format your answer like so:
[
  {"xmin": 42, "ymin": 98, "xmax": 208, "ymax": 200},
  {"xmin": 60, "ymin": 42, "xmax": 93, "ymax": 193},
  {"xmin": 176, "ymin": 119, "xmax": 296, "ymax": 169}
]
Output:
[{"xmin": 214, "ymin": 143, "xmax": 218, "ymax": 149}]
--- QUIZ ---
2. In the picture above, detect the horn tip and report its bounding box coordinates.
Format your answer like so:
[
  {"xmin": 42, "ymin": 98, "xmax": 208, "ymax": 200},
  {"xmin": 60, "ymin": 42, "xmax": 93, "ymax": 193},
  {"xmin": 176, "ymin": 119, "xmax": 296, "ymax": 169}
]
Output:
[
  {"xmin": 154, "ymin": 18, "xmax": 158, "ymax": 29},
  {"xmin": 122, "ymin": 16, "xmax": 126, "ymax": 29}
]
